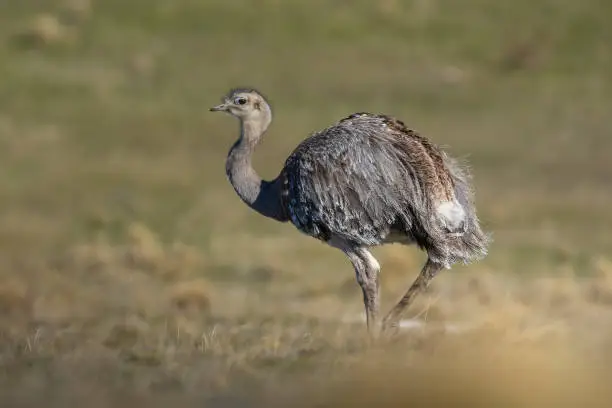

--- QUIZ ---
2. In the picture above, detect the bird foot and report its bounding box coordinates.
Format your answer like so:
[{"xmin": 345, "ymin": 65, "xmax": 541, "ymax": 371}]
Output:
[{"xmin": 380, "ymin": 319, "xmax": 401, "ymax": 339}]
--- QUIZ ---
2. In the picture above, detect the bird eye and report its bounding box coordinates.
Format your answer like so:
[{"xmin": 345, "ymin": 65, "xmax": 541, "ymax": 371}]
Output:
[{"xmin": 235, "ymin": 97, "xmax": 247, "ymax": 105}]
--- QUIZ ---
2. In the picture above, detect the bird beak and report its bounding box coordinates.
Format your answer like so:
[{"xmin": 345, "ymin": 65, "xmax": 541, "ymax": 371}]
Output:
[{"xmin": 209, "ymin": 103, "xmax": 228, "ymax": 112}]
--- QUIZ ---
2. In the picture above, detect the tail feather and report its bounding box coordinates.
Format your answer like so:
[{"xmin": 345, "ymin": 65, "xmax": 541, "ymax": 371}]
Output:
[
  {"xmin": 444, "ymin": 155, "xmax": 492, "ymax": 263},
  {"xmin": 416, "ymin": 154, "xmax": 491, "ymax": 267}
]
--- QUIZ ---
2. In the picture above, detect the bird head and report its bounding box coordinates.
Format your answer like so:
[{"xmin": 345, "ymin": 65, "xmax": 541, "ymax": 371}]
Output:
[{"xmin": 210, "ymin": 88, "xmax": 271, "ymax": 124}]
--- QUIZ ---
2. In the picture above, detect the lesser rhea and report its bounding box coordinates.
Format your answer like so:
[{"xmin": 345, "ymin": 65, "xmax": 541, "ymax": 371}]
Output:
[{"xmin": 210, "ymin": 88, "xmax": 491, "ymax": 337}]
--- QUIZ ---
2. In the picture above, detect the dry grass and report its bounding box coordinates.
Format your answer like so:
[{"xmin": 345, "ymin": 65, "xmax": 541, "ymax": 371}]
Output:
[
  {"xmin": 1, "ymin": 0, "xmax": 612, "ymax": 406},
  {"xmin": 1, "ymin": 226, "xmax": 612, "ymax": 406}
]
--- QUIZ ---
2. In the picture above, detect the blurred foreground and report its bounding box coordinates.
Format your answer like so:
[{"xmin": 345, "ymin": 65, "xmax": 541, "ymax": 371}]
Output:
[{"xmin": 2, "ymin": 229, "xmax": 612, "ymax": 407}]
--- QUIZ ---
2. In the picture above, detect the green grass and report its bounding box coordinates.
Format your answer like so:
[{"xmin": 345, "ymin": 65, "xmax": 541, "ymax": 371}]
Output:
[{"xmin": 1, "ymin": 0, "xmax": 612, "ymax": 406}]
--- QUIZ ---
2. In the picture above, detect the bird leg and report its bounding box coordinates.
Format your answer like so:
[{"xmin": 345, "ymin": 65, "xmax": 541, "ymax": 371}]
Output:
[
  {"xmin": 345, "ymin": 248, "xmax": 381, "ymax": 338},
  {"xmin": 381, "ymin": 258, "xmax": 443, "ymax": 335}
]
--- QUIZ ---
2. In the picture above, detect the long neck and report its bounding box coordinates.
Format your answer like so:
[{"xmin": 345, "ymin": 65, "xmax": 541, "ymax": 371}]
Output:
[{"xmin": 225, "ymin": 118, "xmax": 286, "ymax": 222}]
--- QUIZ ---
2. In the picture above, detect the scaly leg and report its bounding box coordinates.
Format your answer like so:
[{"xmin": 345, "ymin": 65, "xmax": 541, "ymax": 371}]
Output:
[
  {"xmin": 344, "ymin": 248, "xmax": 381, "ymax": 338},
  {"xmin": 328, "ymin": 238, "xmax": 381, "ymax": 338},
  {"xmin": 381, "ymin": 258, "xmax": 443, "ymax": 334},
  {"xmin": 358, "ymin": 248, "xmax": 381, "ymax": 337}
]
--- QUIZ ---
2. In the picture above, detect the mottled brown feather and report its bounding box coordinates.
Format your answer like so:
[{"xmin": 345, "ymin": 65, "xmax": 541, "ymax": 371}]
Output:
[{"xmin": 340, "ymin": 113, "xmax": 455, "ymax": 203}]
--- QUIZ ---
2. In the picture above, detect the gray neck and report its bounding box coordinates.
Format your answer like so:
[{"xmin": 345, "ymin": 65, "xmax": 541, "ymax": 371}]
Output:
[{"xmin": 225, "ymin": 118, "xmax": 287, "ymax": 222}]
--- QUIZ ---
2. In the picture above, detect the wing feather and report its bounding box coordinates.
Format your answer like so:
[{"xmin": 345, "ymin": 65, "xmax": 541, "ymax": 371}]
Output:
[
  {"xmin": 282, "ymin": 114, "xmax": 438, "ymax": 245},
  {"xmin": 279, "ymin": 112, "xmax": 490, "ymax": 265}
]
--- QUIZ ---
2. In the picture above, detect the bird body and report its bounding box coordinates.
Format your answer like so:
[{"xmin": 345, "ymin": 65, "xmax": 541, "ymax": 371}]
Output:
[
  {"xmin": 280, "ymin": 112, "xmax": 488, "ymax": 268},
  {"xmin": 211, "ymin": 88, "xmax": 490, "ymax": 337}
]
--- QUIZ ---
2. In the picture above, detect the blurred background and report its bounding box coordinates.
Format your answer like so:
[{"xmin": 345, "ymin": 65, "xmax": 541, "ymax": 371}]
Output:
[{"xmin": 1, "ymin": 0, "xmax": 612, "ymax": 406}]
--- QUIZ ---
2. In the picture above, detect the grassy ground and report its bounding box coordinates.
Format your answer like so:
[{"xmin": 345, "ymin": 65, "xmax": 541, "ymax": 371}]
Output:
[{"xmin": 1, "ymin": 0, "xmax": 612, "ymax": 406}]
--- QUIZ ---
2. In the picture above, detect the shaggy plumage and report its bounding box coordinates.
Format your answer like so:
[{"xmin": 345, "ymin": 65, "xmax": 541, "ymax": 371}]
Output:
[
  {"xmin": 211, "ymin": 88, "xmax": 491, "ymax": 337},
  {"xmin": 281, "ymin": 112, "xmax": 489, "ymax": 268}
]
